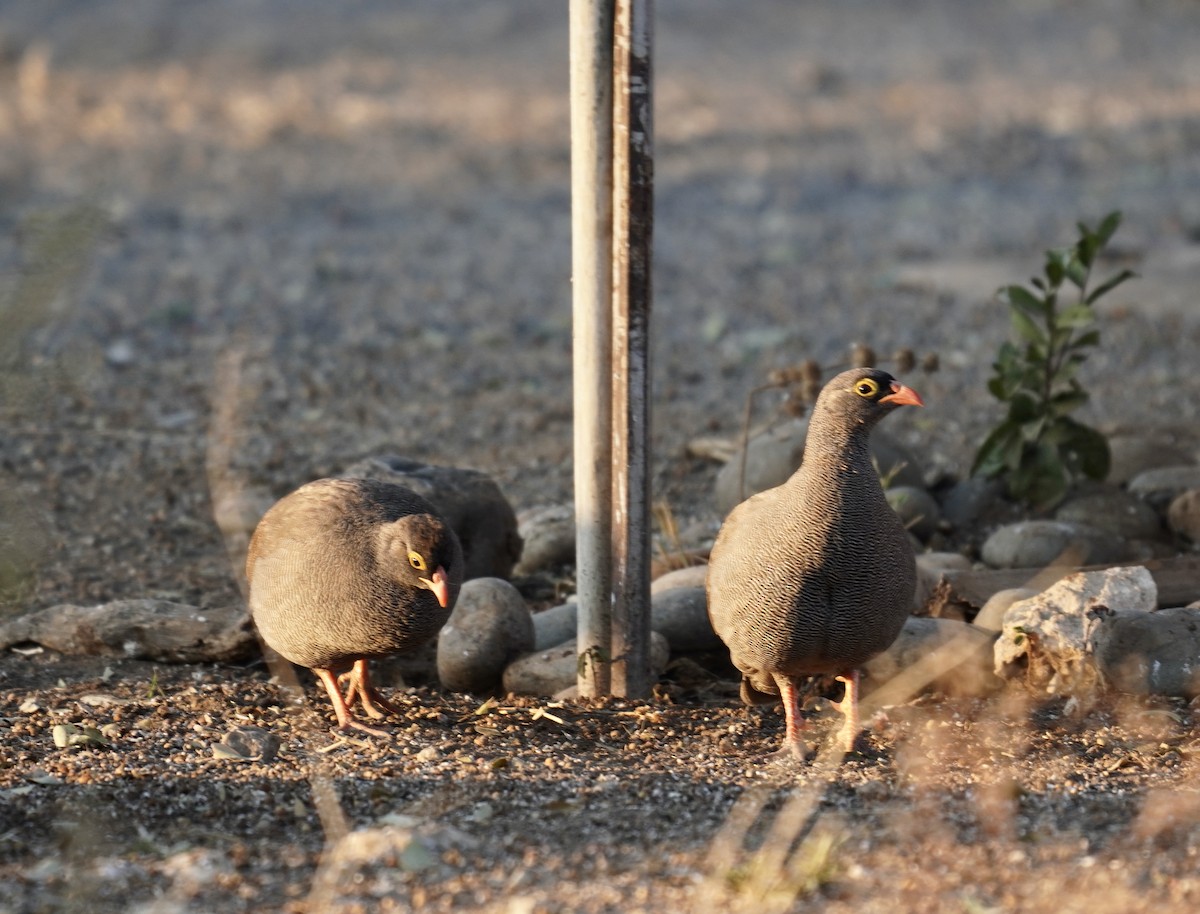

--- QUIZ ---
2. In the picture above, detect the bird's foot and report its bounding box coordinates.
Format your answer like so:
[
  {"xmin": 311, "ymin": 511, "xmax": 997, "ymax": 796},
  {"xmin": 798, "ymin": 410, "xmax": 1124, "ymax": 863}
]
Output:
[
  {"xmin": 765, "ymin": 738, "xmax": 814, "ymax": 766},
  {"xmin": 357, "ymin": 687, "xmax": 405, "ymax": 721},
  {"xmin": 336, "ymin": 717, "xmax": 392, "ymax": 738},
  {"xmin": 341, "ymin": 660, "xmax": 405, "ymax": 720}
]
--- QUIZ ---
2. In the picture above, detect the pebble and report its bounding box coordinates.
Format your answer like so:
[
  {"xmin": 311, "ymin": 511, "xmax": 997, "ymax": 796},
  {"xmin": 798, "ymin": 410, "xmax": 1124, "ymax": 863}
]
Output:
[
  {"xmin": 1054, "ymin": 488, "xmax": 1164, "ymax": 541},
  {"xmin": 973, "ymin": 587, "xmax": 1039, "ymax": 633},
  {"xmin": 1167, "ymin": 489, "xmax": 1200, "ymax": 543},
  {"xmin": 1127, "ymin": 466, "xmax": 1200, "ymax": 511},
  {"xmin": 936, "ymin": 475, "xmax": 1011, "ymax": 534},
  {"xmin": 212, "ymin": 726, "xmax": 280, "ymax": 762},
  {"xmin": 531, "ymin": 602, "xmax": 578, "ymax": 652},
  {"xmin": 650, "ymin": 587, "xmax": 720, "ymax": 652},
  {"xmin": 339, "ymin": 455, "xmax": 523, "ymax": 580},
  {"xmin": 886, "ymin": 486, "xmax": 941, "ymax": 541},
  {"xmin": 1092, "ymin": 607, "xmax": 1200, "ymax": 697},
  {"xmin": 502, "ymin": 633, "xmax": 670, "ymax": 696},
  {"xmin": 437, "ymin": 578, "xmax": 534, "ymax": 694},
  {"xmin": 1106, "ymin": 433, "xmax": 1195, "ymax": 485},
  {"xmin": 0, "ymin": 600, "xmax": 256, "ymax": 663},
  {"xmin": 993, "ymin": 566, "xmax": 1158, "ymax": 694},
  {"xmin": 650, "ymin": 564, "xmax": 709, "ymax": 595},
  {"xmin": 511, "ymin": 504, "xmax": 576, "ymax": 575},
  {"xmin": 980, "ymin": 520, "xmax": 1136, "ymax": 569},
  {"xmin": 913, "ymin": 551, "xmax": 973, "ymax": 611},
  {"xmin": 714, "ymin": 419, "xmax": 924, "ymax": 516}
]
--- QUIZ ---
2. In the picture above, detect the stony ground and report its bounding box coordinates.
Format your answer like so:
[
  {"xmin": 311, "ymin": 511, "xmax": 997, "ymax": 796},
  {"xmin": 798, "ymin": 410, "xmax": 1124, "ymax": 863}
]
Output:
[{"xmin": 2, "ymin": 1, "xmax": 1200, "ymax": 912}]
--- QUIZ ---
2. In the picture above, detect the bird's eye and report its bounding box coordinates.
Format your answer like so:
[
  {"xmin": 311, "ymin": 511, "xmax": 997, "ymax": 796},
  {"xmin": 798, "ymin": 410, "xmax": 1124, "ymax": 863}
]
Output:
[
  {"xmin": 408, "ymin": 551, "xmax": 427, "ymax": 571},
  {"xmin": 855, "ymin": 378, "xmax": 880, "ymax": 398}
]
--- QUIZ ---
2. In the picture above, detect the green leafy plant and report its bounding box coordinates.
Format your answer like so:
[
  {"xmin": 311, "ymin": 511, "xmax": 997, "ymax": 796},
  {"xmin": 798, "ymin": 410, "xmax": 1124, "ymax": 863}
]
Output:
[{"xmin": 972, "ymin": 211, "xmax": 1135, "ymax": 509}]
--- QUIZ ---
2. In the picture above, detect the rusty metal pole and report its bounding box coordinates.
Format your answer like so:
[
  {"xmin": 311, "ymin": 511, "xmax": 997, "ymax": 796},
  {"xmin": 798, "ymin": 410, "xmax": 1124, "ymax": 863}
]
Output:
[
  {"xmin": 570, "ymin": 0, "xmax": 615, "ymax": 696},
  {"xmin": 610, "ymin": 0, "xmax": 654, "ymax": 697}
]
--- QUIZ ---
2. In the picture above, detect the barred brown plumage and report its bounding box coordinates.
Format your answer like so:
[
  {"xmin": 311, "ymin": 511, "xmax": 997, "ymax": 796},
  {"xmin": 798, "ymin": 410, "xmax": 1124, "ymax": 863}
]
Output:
[
  {"xmin": 706, "ymin": 367, "xmax": 924, "ymax": 760},
  {"xmin": 246, "ymin": 477, "xmax": 464, "ymax": 736}
]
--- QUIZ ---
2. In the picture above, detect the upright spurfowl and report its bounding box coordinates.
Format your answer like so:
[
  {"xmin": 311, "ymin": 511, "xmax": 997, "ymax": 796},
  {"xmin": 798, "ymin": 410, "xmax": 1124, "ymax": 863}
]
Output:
[
  {"xmin": 246, "ymin": 477, "xmax": 464, "ymax": 735},
  {"xmin": 706, "ymin": 368, "xmax": 924, "ymax": 759}
]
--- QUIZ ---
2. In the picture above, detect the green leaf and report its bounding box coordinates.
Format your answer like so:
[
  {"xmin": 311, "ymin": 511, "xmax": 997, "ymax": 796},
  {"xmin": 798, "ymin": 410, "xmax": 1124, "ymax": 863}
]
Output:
[
  {"xmin": 1010, "ymin": 307, "xmax": 1047, "ymax": 345},
  {"xmin": 1055, "ymin": 418, "xmax": 1110, "ymax": 481},
  {"xmin": 1008, "ymin": 390, "xmax": 1041, "ymax": 423},
  {"xmin": 1048, "ymin": 388, "xmax": 1088, "ymax": 416},
  {"xmin": 1084, "ymin": 268, "xmax": 1137, "ymax": 305},
  {"xmin": 1008, "ymin": 441, "xmax": 1069, "ymax": 510},
  {"xmin": 1055, "ymin": 303, "xmax": 1095, "ymax": 329},
  {"xmin": 1044, "ymin": 248, "xmax": 1070, "ymax": 287},
  {"xmin": 972, "ymin": 421, "xmax": 1023, "ymax": 478},
  {"xmin": 1075, "ymin": 233, "xmax": 1099, "ymax": 269},
  {"xmin": 1095, "ymin": 211, "xmax": 1122, "ymax": 245},
  {"xmin": 1064, "ymin": 256, "xmax": 1089, "ymax": 290},
  {"xmin": 1002, "ymin": 284, "xmax": 1050, "ymax": 319},
  {"xmin": 1068, "ymin": 329, "xmax": 1100, "ymax": 350}
]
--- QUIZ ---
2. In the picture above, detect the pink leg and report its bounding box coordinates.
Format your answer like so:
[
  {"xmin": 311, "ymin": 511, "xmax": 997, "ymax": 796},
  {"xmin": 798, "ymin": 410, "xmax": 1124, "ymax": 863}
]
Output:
[
  {"xmin": 830, "ymin": 669, "xmax": 861, "ymax": 752},
  {"xmin": 342, "ymin": 659, "xmax": 405, "ymax": 720},
  {"xmin": 314, "ymin": 667, "xmax": 389, "ymax": 736},
  {"xmin": 771, "ymin": 674, "xmax": 812, "ymax": 761}
]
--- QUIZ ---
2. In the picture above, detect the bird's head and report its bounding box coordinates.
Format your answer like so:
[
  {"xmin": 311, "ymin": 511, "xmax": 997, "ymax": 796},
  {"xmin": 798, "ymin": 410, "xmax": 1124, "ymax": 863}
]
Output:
[
  {"xmin": 818, "ymin": 367, "xmax": 924, "ymax": 431},
  {"xmin": 378, "ymin": 514, "xmax": 464, "ymax": 609}
]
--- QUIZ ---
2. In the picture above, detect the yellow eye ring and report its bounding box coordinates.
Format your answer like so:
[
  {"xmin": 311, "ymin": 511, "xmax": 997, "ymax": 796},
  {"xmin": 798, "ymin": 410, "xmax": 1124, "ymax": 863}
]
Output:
[
  {"xmin": 855, "ymin": 378, "xmax": 880, "ymax": 398},
  {"xmin": 408, "ymin": 551, "xmax": 427, "ymax": 571}
]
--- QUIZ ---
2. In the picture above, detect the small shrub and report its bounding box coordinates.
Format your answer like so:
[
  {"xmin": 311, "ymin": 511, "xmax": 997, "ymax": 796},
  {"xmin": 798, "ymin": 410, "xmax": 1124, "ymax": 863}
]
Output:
[{"xmin": 972, "ymin": 212, "xmax": 1135, "ymax": 509}]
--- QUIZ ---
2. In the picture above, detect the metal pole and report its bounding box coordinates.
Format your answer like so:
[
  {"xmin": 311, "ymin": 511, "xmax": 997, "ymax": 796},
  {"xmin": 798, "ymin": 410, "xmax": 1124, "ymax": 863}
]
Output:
[
  {"xmin": 610, "ymin": 0, "xmax": 654, "ymax": 697},
  {"xmin": 570, "ymin": 0, "xmax": 615, "ymax": 696}
]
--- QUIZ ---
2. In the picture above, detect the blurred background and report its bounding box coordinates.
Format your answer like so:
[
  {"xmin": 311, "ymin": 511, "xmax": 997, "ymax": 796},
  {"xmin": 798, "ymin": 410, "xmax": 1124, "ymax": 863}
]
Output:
[{"xmin": 1, "ymin": 0, "xmax": 1199, "ymax": 614}]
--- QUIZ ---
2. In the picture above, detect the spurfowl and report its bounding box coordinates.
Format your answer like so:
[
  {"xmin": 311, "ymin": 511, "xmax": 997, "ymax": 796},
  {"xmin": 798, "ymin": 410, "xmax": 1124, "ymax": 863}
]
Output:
[
  {"xmin": 707, "ymin": 367, "xmax": 924, "ymax": 759},
  {"xmin": 246, "ymin": 477, "xmax": 464, "ymax": 735}
]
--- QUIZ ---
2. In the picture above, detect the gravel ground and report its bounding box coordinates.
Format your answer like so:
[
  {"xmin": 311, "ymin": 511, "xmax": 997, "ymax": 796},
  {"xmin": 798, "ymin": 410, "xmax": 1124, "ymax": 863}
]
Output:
[{"xmin": 2, "ymin": 1, "xmax": 1200, "ymax": 911}]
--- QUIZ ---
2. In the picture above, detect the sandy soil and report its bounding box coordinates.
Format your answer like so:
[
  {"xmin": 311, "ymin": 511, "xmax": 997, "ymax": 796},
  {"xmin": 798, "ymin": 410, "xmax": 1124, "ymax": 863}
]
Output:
[{"xmin": 2, "ymin": 2, "xmax": 1200, "ymax": 912}]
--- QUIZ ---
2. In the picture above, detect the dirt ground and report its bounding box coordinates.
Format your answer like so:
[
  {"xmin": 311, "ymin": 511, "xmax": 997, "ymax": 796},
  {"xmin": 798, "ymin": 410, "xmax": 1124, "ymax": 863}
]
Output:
[{"xmin": 2, "ymin": 1, "xmax": 1200, "ymax": 912}]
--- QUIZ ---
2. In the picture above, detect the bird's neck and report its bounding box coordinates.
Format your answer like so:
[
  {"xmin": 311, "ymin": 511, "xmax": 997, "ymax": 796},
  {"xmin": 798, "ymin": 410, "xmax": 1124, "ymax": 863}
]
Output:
[{"xmin": 787, "ymin": 410, "xmax": 883, "ymax": 494}]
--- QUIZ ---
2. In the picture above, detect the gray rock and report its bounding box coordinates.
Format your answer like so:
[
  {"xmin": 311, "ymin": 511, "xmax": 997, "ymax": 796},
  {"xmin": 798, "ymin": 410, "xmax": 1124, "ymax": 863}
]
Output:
[
  {"xmin": 213, "ymin": 726, "xmax": 281, "ymax": 762},
  {"xmin": 437, "ymin": 578, "xmax": 534, "ymax": 694},
  {"xmin": 973, "ymin": 587, "xmax": 1039, "ymax": 633},
  {"xmin": 650, "ymin": 587, "xmax": 720, "ymax": 651},
  {"xmin": 502, "ymin": 633, "xmax": 670, "ymax": 696},
  {"xmin": 937, "ymin": 476, "xmax": 1007, "ymax": 533},
  {"xmin": 864, "ymin": 616, "xmax": 1002, "ymax": 699},
  {"xmin": 993, "ymin": 566, "xmax": 1158, "ymax": 694},
  {"xmin": 1106, "ymin": 433, "xmax": 1195, "ymax": 486},
  {"xmin": 650, "ymin": 564, "xmax": 709, "ymax": 595},
  {"xmin": 980, "ymin": 520, "xmax": 1136, "ymax": 569},
  {"xmin": 531, "ymin": 586, "xmax": 720, "ymax": 654},
  {"xmin": 1128, "ymin": 466, "xmax": 1200, "ymax": 512},
  {"xmin": 532, "ymin": 602, "xmax": 578, "ymax": 651},
  {"xmin": 0, "ymin": 600, "xmax": 255, "ymax": 663},
  {"xmin": 714, "ymin": 419, "xmax": 924, "ymax": 516},
  {"xmin": 340, "ymin": 455, "xmax": 522, "ymax": 580},
  {"xmin": 1167, "ymin": 489, "xmax": 1200, "ymax": 543},
  {"xmin": 1055, "ymin": 488, "xmax": 1164, "ymax": 541},
  {"xmin": 886, "ymin": 486, "xmax": 941, "ymax": 541},
  {"xmin": 512, "ymin": 504, "xmax": 575, "ymax": 575},
  {"xmin": 913, "ymin": 551, "xmax": 973, "ymax": 611},
  {"xmin": 1092, "ymin": 607, "xmax": 1200, "ymax": 698}
]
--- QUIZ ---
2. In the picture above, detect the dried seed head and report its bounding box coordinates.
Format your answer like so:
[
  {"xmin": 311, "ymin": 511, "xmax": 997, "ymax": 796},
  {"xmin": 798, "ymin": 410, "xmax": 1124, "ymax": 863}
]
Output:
[
  {"xmin": 850, "ymin": 343, "xmax": 876, "ymax": 368},
  {"xmin": 800, "ymin": 359, "xmax": 822, "ymax": 385},
  {"xmin": 769, "ymin": 365, "xmax": 804, "ymax": 386},
  {"xmin": 921, "ymin": 352, "xmax": 940, "ymax": 372},
  {"xmin": 783, "ymin": 390, "xmax": 809, "ymax": 417},
  {"xmin": 893, "ymin": 347, "xmax": 916, "ymax": 373},
  {"xmin": 802, "ymin": 377, "xmax": 823, "ymax": 404}
]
